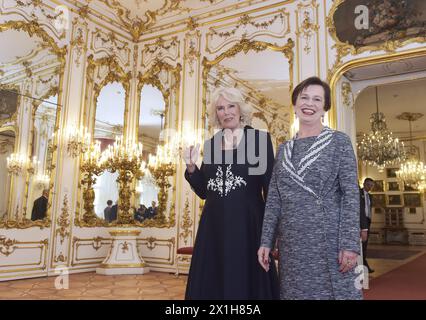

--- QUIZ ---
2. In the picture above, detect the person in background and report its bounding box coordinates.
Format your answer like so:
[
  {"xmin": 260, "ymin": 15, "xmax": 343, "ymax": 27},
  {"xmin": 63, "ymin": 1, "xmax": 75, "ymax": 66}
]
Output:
[
  {"xmin": 360, "ymin": 177, "xmax": 375, "ymax": 273},
  {"xmin": 31, "ymin": 189, "xmax": 49, "ymax": 221},
  {"xmin": 104, "ymin": 200, "xmax": 113, "ymax": 222}
]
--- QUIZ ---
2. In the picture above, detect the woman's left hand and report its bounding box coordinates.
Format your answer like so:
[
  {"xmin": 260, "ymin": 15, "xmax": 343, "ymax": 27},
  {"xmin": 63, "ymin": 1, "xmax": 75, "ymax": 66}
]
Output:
[{"xmin": 338, "ymin": 250, "xmax": 358, "ymax": 273}]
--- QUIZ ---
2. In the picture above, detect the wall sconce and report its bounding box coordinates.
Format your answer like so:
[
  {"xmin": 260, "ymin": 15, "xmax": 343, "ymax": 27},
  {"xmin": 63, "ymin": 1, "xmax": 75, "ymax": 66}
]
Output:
[
  {"xmin": 66, "ymin": 125, "xmax": 91, "ymax": 158},
  {"xmin": 6, "ymin": 153, "xmax": 26, "ymax": 176}
]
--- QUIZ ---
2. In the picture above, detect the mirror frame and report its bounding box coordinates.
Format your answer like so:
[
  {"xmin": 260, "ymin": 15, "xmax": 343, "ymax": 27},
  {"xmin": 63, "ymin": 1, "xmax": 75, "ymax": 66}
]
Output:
[
  {"xmin": 23, "ymin": 89, "xmax": 60, "ymax": 223},
  {"xmin": 0, "ymin": 124, "xmax": 18, "ymax": 222},
  {"xmin": 134, "ymin": 60, "xmax": 181, "ymax": 228},
  {"xmin": 0, "ymin": 20, "xmax": 66, "ymax": 229},
  {"xmin": 76, "ymin": 55, "xmax": 131, "ymax": 227}
]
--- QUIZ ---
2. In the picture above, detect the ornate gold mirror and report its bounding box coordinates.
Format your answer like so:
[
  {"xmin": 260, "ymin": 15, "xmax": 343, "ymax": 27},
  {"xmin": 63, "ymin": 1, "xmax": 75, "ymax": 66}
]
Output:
[
  {"xmin": 203, "ymin": 39, "xmax": 295, "ymax": 147},
  {"xmin": 0, "ymin": 23, "xmax": 64, "ymax": 228},
  {"xmin": 81, "ymin": 81, "xmax": 125, "ymax": 225},
  {"xmin": 25, "ymin": 94, "xmax": 59, "ymax": 222},
  {"xmin": 135, "ymin": 61, "xmax": 181, "ymax": 228},
  {"xmin": 0, "ymin": 127, "xmax": 16, "ymax": 220},
  {"xmin": 134, "ymin": 84, "xmax": 164, "ymax": 223}
]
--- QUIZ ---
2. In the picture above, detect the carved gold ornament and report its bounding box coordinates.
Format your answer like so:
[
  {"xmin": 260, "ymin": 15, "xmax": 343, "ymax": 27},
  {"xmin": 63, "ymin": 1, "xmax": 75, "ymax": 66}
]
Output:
[
  {"xmin": 56, "ymin": 194, "xmax": 70, "ymax": 245},
  {"xmin": 179, "ymin": 198, "xmax": 193, "ymax": 246}
]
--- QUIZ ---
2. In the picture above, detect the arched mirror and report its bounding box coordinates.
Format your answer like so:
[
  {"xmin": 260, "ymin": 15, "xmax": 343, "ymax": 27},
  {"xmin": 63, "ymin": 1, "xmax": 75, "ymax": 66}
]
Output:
[
  {"xmin": 0, "ymin": 25, "xmax": 63, "ymax": 227},
  {"xmin": 135, "ymin": 84, "xmax": 166, "ymax": 223},
  {"xmin": 204, "ymin": 40, "xmax": 294, "ymax": 147},
  {"xmin": 92, "ymin": 82, "xmax": 125, "ymax": 223},
  {"xmin": 0, "ymin": 128, "xmax": 15, "ymax": 220},
  {"xmin": 26, "ymin": 95, "xmax": 58, "ymax": 221}
]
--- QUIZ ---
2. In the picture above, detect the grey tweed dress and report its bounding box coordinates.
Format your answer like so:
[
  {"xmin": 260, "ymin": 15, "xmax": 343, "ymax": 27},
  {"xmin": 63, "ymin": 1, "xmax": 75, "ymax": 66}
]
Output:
[{"xmin": 260, "ymin": 127, "xmax": 362, "ymax": 300}]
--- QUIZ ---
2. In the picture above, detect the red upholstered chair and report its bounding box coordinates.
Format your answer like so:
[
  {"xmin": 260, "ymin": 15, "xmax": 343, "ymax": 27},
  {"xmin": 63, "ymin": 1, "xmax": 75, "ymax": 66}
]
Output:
[{"xmin": 175, "ymin": 247, "xmax": 193, "ymax": 277}]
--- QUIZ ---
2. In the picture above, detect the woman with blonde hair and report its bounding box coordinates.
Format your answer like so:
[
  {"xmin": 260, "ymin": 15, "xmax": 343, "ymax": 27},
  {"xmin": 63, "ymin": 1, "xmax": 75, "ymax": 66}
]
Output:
[{"xmin": 182, "ymin": 87, "xmax": 279, "ymax": 300}]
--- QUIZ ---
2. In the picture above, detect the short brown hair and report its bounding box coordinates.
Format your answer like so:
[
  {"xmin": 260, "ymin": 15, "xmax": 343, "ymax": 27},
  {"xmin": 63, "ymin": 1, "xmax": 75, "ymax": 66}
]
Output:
[{"xmin": 291, "ymin": 76, "xmax": 331, "ymax": 111}]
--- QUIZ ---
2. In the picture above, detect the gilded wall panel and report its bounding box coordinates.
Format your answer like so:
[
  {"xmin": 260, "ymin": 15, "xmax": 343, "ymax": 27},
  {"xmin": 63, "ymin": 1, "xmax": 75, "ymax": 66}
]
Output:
[
  {"xmin": 206, "ymin": 8, "xmax": 291, "ymax": 54},
  {"xmin": 0, "ymin": 236, "xmax": 48, "ymax": 275}
]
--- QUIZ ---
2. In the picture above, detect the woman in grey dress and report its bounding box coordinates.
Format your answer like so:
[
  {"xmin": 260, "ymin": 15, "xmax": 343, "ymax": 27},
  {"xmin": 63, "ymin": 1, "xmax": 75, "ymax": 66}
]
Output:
[{"xmin": 258, "ymin": 77, "xmax": 362, "ymax": 300}]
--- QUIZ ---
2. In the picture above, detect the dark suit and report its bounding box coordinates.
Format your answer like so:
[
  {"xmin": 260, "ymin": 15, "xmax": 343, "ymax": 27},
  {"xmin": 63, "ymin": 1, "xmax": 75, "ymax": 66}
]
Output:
[
  {"xmin": 31, "ymin": 196, "xmax": 48, "ymax": 221},
  {"xmin": 109, "ymin": 204, "xmax": 118, "ymax": 222},
  {"xmin": 144, "ymin": 207, "xmax": 157, "ymax": 219},
  {"xmin": 104, "ymin": 206, "xmax": 112, "ymax": 222},
  {"xmin": 360, "ymin": 187, "xmax": 372, "ymax": 268}
]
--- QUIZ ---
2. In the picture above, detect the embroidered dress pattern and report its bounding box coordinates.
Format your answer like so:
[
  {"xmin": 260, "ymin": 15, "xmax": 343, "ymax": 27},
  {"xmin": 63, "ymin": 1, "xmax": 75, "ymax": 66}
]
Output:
[
  {"xmin": 281, "ymin": 127, "xmax": 335, "ymax": 198},
  {"xmin": 207, "ymin": 164, "xmax": 247, "ymax": 197}
]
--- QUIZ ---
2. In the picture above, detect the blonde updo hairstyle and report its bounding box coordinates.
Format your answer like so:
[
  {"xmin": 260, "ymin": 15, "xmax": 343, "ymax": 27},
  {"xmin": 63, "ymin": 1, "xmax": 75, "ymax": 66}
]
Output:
[{"xmin": 208, "ymin": 87, "xmax": 253, "ymax": 129}]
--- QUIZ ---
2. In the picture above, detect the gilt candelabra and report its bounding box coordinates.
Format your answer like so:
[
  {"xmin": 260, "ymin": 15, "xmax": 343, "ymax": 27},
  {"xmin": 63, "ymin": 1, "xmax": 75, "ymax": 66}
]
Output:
[
  {"xmin": 81, "ymin": 141, "xmax": 104, "ymax": 224},
  {"xmin": 147, "ymin": 143, "xmax": 176, "ymax": 224},
  {"xmin": 101, "ymin": 136, "xmax": 144, "ymax": 225}
]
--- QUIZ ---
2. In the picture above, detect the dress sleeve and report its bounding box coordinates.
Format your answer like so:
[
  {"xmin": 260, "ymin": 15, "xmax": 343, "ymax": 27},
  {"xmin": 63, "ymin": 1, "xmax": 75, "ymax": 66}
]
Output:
[
  {"xmin": 337, "ymin": 133, "xmax": 361, "ymax": 254},
  {"xmin": 184, "ymin": 163, "xmax": 207, "ymax": 200},
  {"xmin": 260, "ymin": 144, "xmax": 284, "ymax": 249},
  {"xmin": 261, "ymin": 132, "xmax": 275, "ymax": 200}
]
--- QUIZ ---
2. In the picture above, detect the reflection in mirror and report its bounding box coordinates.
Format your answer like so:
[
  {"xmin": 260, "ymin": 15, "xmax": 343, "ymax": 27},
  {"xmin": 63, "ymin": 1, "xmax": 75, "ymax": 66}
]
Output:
[
  {"xmin": 26, "ymin": 95, "xmax": 58, "ymax": 221},
  {"xmin": 0, "ymin": 129, "xmax": 15, "ymax": 220},
  {"xmin": 92, "ymin": 82, "xmax": 125, "ymax": 222},
  {"xmin": 206, "ymin": 49, "xmax": 291, "ymax": 146},
  {"xmin": 135, "ymin": 84, "xmax": 165, "ymax": 222},
  {"xmin": 0, "ymin": 27, "xmax": 62, "ymax": 224}
]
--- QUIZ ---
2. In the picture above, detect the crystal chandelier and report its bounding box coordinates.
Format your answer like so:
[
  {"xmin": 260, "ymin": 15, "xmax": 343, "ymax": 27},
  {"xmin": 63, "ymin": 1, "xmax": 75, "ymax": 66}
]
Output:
[
  {"xmin": 396, "ymin": 112, "xmax": 426, "ymax": 188},
  {"xmin": 357, "ymin": 86, "xmax": 406, "ymax": 171}
]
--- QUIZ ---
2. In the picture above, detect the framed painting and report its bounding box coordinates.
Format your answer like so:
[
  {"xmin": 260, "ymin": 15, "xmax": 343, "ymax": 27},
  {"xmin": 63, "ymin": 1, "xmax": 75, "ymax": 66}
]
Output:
[
  {"xmin": 332, "ymin": 0, "xmax": 426, "ymax": 49},
  {"xmin": 403, "ymin": 193, "xmax": 422, "ymax": 207},
  {"xmin": 371, "ymin": 194, "xmax": 386, "ymax": 207},
  {"xmin": 387, "ymin": 181, "xmax": 400, "ymax": 192},
  {"xmin": 387, "ymin": 194, "xmax": 402, "ymax": 206},
  {"xmin": 371, "ymin": 180, "xmax": 384, "ymax": 192},
  {"xmin": 386, "ymin": 168, "xmax": 399, "ymax": 178},
  {"xmin": 0, "ymin": 88, "xmax": 19, "ymax": 124},
  {"xmin": 403, "ymin": 182, "xmax": 418, "ymax": 192}
]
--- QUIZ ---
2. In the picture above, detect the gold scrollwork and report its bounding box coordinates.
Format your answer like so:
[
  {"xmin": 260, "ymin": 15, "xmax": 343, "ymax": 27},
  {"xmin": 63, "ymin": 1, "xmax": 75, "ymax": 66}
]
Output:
[
  {"xmin": 179, "ymin": 198, "xmax": 193, "ymax": 246},
  {"xmin": 184, "ymin": 33, "xmax": 201, "ymax": 77},
  {"xmin": 0, "ymin": 235, "xmax": 17, "ymax": 256},
  {"xmin": 54, "ymin": 252, "xmax": 66, "ymax": 263},
  {"xmin": 98, "ymin": 0, "xmax": 183, "ymax": 41},
  {"xmin": 70, "ymin": 23, "xmax": 87, "ymax": 68},
  {"xmin": 0, "ymin": 20, "xmax": 67, "ymax": 60},
  {"xmin": 297, "ymin": 9, "xmax": 319, "ymax": 54},
  {"xmin": 341, "ymin": 82, "xmax": 353, "ymax": 108},
  {"xmin": 56, "ymin": 194, "xmax": 70, "ymax": 245},
  {"xmin": 145, "ymin": 236, "xmax": 157, "ymax": 250},
  {"xmin": 92, "ymin": 236, "xmax": 104, "ymax": 251},
  {"xmin": 209, "ymin": 10, "xmax": 286, "ymax": 39}
]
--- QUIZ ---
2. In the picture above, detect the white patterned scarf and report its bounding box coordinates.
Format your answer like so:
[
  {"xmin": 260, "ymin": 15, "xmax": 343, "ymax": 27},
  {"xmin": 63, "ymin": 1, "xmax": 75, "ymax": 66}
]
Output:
[{"xmin": 281, "ymin": 126, "xmax": 335, "ymax": 199}]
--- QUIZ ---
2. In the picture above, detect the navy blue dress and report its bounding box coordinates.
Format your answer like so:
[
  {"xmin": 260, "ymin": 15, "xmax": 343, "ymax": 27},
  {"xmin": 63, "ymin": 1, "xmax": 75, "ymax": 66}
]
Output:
[{"xmin": 184, "ymin": 126, "xmax": 279, "ymax": 300}]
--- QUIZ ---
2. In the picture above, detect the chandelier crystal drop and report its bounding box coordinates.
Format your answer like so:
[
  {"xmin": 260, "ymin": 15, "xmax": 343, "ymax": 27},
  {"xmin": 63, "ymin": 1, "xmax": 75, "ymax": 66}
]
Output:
[{"xmin": 357, "ymin": 87, "xmax": 406, "ymax": 172}]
